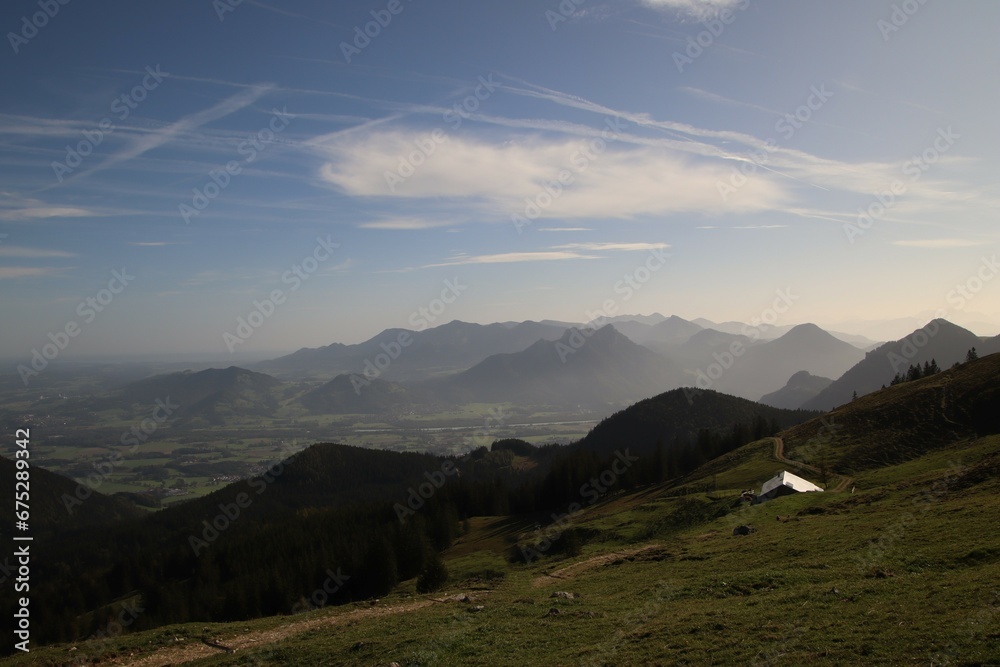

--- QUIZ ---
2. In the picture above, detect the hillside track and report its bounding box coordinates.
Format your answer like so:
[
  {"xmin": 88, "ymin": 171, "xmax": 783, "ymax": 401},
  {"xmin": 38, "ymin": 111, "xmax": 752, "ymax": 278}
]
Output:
[
  {"xmin": 772, "ymin": 437, "xmax": 853, "ymax": 493},
  {"xmin": 117, "ymin": 600, "xmax": 435, "ymax": 667},
  {"xmin": 531, "ymin": 543, "xmax": 667, "ymax": 588}
]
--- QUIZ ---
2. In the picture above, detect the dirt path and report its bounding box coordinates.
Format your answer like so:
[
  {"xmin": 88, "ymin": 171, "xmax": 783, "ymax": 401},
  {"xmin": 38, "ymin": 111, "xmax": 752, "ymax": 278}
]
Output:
[
  {"xmin": 117, "ymin": 600, "xmax": 434, "ymax": 667},
  {"xmin": 772, "ymin": 437, "xmax": 853, "ymax": 493},
  {"xmin": 831, "ymin": 476, "xmax": 853, "ymax": 493},
  {"xmin": 772, "ymin": 436, "xmax": 820, "ymax": 474},
  {"xmin": 531, "ymin": 544, "xmax": 665, "ymax": 588}
]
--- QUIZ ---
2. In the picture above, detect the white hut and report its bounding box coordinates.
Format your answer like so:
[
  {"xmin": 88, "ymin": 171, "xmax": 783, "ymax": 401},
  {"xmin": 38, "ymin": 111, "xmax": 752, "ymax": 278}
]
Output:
[{"xmin": 758, "ymin": 470, "xmax": 824, "ymax": 501}]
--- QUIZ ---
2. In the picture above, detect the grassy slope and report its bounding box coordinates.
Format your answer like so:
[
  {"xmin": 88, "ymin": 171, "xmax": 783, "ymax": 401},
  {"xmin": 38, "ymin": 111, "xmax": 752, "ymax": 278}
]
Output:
[
  {"xmin": 10, "ymin": 433, "xmax": 999, "ymax": 666},
  {"xmin": 780, "ymin": 352, "xmax": 1000, "ymax": 473}
]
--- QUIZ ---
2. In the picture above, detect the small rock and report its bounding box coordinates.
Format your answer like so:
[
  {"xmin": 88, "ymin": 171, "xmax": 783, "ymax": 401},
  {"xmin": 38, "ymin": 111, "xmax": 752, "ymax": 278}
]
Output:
[
  {"xmin": 547, "ymin": 607, "xmax": 561, "ymax": 616},
  {"xmin": 469, "ymin": 605, "xmax": 485, "ymax": 613},
  {"xmin": 351, "ymin": 641, "xmax": 366, "ymax": 652},
  {"xmin": 550, "ymin": 591, "xmax": 576, "ymax": 599}
]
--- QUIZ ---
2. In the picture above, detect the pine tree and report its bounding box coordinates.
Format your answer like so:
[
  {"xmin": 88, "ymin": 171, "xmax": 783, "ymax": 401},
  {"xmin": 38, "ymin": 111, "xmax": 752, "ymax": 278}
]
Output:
[{"xmin": 967, "ymin": 347, "xmax": 979, "ymax": 362}]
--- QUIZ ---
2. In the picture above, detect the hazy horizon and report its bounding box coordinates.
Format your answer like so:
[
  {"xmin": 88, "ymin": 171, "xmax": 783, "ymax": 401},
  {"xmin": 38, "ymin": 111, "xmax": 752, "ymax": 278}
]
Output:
[{"xmin": 3, "ymin": 312, "xmax": 999, "ymax": 367}]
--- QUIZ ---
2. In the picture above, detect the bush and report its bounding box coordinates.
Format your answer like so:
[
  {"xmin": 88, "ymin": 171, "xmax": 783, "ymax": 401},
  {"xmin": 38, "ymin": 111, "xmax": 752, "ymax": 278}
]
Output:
[{"xmin": 416, "ymin": 554, "xmax": 449, "ymax": 593}]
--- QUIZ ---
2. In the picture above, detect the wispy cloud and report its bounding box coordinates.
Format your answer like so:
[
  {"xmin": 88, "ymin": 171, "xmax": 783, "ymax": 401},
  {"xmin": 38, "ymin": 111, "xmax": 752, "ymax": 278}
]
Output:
[
  {"xmin": 317, "ymin": 130, "xmax": 785, "ymax": 220},
  {"xmin": 683, "ymin": 85, "xmax": 870, "ymax": 138},
  {"xmin": 640, "ymin": 0, "xmax": 745, "ymax": 20},
  {"xmin": 128, "ymin": 241, "xmax": 184, "ymax": 247},
  {"xmin": 67, "ymin": 84, "xmax": 274, "ymax": 182},
  {"xmin": 319, "ymin": 258, "xmax": 358, "ymax": 274},
  {"xmin": 358, "ymin": 217, "xmax": 455, "ymax": 230},
  {"xmin": 0, "ymin": 266, "xmax": 67, "ymax": 279},
  {"xmin": 0, "ymin": 246, "xmax": 76, "ymax": 258},
  {"xmin": 0, "ymin": 205, "xmax": 100, "ymax": 221},
  {"xmin": 695, "ymin": 224, "xmax": 786, "ymax": 230},
  {"xmin": 680, "ymin": 86, "xmax": 782, "ymax": 116},
  {"xmin": 422, "ymin": 250, "xmax": 601, "ymax": 268},
  {"xmin": 539, "ymin": 227, "xmax": 592, "ymax": 232},
  {"xmin": 893, "ymin": 238, "xmax": 988, "ymax": 248},
  {"xmin": 244, "ymin": 0, "xmax": 344, "ymax": 28},
  {"xmin": 555, "ymin": 242, "xmax": 670, "ymax": 251}
]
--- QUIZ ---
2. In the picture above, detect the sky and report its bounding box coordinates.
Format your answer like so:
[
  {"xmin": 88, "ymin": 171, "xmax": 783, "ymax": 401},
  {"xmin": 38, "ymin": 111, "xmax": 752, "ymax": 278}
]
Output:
[{"xmin": 1, "ymin": 0, "xmax": 998, "ymax": 361}]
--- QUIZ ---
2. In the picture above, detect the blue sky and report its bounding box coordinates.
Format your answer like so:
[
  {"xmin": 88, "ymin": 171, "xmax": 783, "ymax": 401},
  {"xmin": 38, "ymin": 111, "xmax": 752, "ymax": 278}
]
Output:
[{"xmin": 1, "ymin": 0, "xmax": 998, "ymax": 359}]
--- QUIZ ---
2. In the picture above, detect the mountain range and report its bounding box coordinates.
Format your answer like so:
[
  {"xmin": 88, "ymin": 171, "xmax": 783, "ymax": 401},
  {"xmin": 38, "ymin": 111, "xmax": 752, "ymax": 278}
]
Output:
[
  {"xmin": 254, "ymin": 320, "xmax": 568, "ymax": 381},
  {"xmin": 802, "ymin": 319, "xmax": 1000, "ymax": 411},
  {"xmin": 30, "ymin": 316, "xmax": 1000, "ymax": 419}
]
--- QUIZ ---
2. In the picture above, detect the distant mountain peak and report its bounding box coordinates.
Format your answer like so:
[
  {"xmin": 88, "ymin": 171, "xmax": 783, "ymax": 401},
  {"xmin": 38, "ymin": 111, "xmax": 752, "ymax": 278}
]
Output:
[
  {"xmin": 782, "ymin": 323, "xmax": 836, "ymax": 339},
  {"xmin": 922, "ymin": 318, "xmax": 972, "ymax": 335}
]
